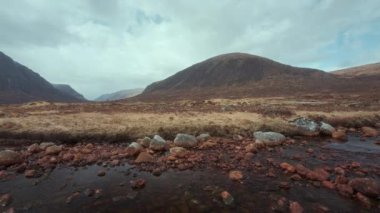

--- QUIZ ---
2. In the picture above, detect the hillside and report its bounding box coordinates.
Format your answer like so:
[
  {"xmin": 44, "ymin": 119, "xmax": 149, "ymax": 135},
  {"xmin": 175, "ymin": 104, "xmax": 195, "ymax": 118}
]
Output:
[
  {"xmin": 139, "ymin": 53, "xmax": 344, "ymax": 100},
  {"xmin": 332, "ymin": 62, "xmax": 380, "ymax": 77},
  {"xmin": 0, "ymin": 51, "xmax": 82, "ymax": 104},
  {"xmin": 95, "ymin": 88, "xmax": 143, "ymax": 101},
  {"xmin": 53, "ymin": 84, "xmax": 86, "ymax": 101}
]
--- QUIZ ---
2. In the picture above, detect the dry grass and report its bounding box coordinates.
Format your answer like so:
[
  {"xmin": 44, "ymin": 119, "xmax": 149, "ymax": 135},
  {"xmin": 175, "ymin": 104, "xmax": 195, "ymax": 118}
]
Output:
[{"xmin": 0, "ymin": 97, "xmax": 379, "ymax": 142}]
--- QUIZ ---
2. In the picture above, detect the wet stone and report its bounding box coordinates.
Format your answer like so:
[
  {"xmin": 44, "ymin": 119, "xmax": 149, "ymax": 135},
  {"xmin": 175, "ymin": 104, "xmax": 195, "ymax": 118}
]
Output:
[
  {"xmin": 228, "ymin": 170, "xmax": 243, "ymax": 181},
  {"xmin": 221, "ymin": 191, "xmax": 234, "ymax": 205},
  {"xmin": 130, "ymin": 178, "xmax": 146, "ymax": 189},
  {"xmin": 0, "ymin": 194, "xmax": 12, "ymax": 207}
]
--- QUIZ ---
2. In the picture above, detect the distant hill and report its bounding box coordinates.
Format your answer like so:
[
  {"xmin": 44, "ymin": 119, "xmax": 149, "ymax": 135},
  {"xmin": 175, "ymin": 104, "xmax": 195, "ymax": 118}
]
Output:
[
  {"xmin": 95, "ymin": 88, "xmax": 143, "ymax": 101},
  {"xmin": 332, "ymin": 62, "xmax": 380, "ymax": 77},
  {"xmin": 53, "ymin": 84, "xmax": 86, "ymax": 101},
  {"xmin": 136, "ymin": 53, "xmax": 380, "ymax": 100},
  {"xmin": 0, "ymin": 51, "xmax": 83, "ymax": 104}
]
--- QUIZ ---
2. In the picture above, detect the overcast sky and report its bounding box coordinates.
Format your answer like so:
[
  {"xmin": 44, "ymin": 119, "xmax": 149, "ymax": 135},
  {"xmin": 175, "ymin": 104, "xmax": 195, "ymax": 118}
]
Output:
[{"xmin": 1, "ymin": 0, "xmax": 380, "ymax": 99}]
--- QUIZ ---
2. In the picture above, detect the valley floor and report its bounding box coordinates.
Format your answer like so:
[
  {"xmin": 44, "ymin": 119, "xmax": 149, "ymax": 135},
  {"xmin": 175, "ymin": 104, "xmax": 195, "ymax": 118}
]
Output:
[{"xmin": 0, "ymin": 96, "xmax": 380, "ymax": 212}]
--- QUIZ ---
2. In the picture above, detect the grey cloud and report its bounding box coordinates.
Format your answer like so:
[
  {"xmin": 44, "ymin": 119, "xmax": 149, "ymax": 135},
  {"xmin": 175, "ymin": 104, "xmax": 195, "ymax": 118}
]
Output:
[{"xmin": 0, "ymin": 0, "xmax": 379, "ymax": 99}]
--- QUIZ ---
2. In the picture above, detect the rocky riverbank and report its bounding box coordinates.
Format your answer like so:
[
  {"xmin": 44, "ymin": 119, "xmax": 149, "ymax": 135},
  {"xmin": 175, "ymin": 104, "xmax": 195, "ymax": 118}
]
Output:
[{"xmin": 0, "ymin": 126, "xmax": 380, "ymax": 212}]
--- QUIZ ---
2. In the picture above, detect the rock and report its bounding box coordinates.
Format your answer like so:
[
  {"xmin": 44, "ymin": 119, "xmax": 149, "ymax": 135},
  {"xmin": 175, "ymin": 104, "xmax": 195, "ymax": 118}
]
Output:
[
  {"xmin": 290, "ymin": 117, "xmax": 319, "ymax": 136},
  {"xmin": 97, "ymin": 170, "xmax": 106, "ymax": 177},
  {"xmin": 169, "ymin": 147, "xmax": 188, "ymax": 158},
  {"xmin": 196, "ymin": 133, "xmax": 210, "ymax": 142},
  {"xmin": 253, "ymin": 131, "xmax": 286, "ymax": 146},
  {"xmin": 332, "ymin": 130, "xmax": 347, "ymax": 141},
  {"xmin": 24, "ymin": 169, "xmax": 36, "ymax": 178},
  {"xmin": 334, "ymin": 167, "xmax": 345, "ymax": 175},
  {"xmin": 130, "ymin": 178, "xmax": 146, "ymax": 189},
  {"xmin": 306, "ymin": 168, "xmax": 329, "ymax": 181},
  {"xmin": 295, "ymin": 164, "xmax": 311, "ymax": 177},
  {"xmin": 85, "ymin": 143, "xmax": 94, "ymax": 149},
  {"xmin": 39, "ymin": 142, "xmax": 55, "ymax": 150},
  {"xmin": 289, "ymin": 201, "xmax": 303, "ymax": 213},
  {"xmin": 174, "ymin": 133, "xmax": 198, "ymax": 148},
  {"xmin": 356, "ymin": 192, "xmax": 371, "ymax": 208},
  {"xmin": 245, "ymin": 143, "xmax": 257, "ymax": 153},
  {"xmin": 135, "ymin": 152, "xmax": 154, "ymax": 163},
  {"xmin": 221, "ymin": 191, "xmax": 234, "ymax": 205},
  {"xmin": 349, "ymin": 178, "xmax": 380, "ymax": 198},
  {"xmin": 280, "ymin": 162, "xmax": 296, "ymax": 173},
  {"xmin": 139, "ymin": 137, "xmax": 151, "ymax": 148},
  {"xmin": 229, "ymin": 170, "xmax": 243, "ymax": 181},
  {"xmin": 84, "ymin": 188, "xmax": 95, "ymax": 197},
  {"xmin": 129, "ymin": 142, "xmax": 143, "ymax": 151},
  {"xmin": 149, "ymin": 135, "xmax": 167, "ymax": 151},
  {"xmin": 199, "ymin": 141, "xmax": 217, "ymax": 149},
  {"xmin": 0, "ymin": 194, "xmax": 12, "ymax": 207},
  {"xmin": 27, "ymin": 143, "xmax": 41, "ymax": 153},
  {"xmin": 45, "ymin": 145, "xmax": 63, "ymax": 155},
  {"xmin": 111, "ymin": 159, "xmax": 120, "ymax": 166},
  {"xmin": 65, "ymin": 192, "xmax": 80, "ymax": 204},
  {"xmin": 94, "ymin": 189, "xmax": 103, "ymax": 199},
  {"xmin": 320, "ymin": 122, "xmax": 335, "ymax": 135},
  {"xmin": 127, "ymin": 142, "xmax": 143, "ymax": 156},
  {"xmin": 361, "ymin": 127, "xmax": 379, "ymax": 137},
  {"xmin": 337, "ymin": 184, "xmax": 353, "ymax": 197},
  {"xmin": 290, "ymin": 174, "xmax": 302, "ymax": 181},
  {"xmin": 322, "ymin": 181, "xmax": 335, "ymax": 190},
  {"xmin": 0, "ymin": 150, "xmax": 21, "ymax": 166}
]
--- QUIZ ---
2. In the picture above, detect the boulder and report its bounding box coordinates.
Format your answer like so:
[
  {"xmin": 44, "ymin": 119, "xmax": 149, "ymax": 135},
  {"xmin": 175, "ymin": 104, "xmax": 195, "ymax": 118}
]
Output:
[
  {"xmin": 196, "ymin": 133, "xmax": 210, "ymax": 142},
  {"xmin": 128, "ymin": 142, "xmax": 143, "ymax": 153},
  {"xmin": 229, "ymin": 170, "xmax": 243, "ymax": 181},
  {"xmin": 149, "ymin": 135, "xmax": 167, "ymax": 151},
  {"xmin": 290, "ymin": 117, "xmax": 319, "ymax": 135},
  {"xmin": 39, "ymin": 142, "xmax": 55, "ymax": 150},
  {"xmin": 349, "ymin": 178, "xmax": 380, "ymax": 198},
  {"xmin": 361, "ymin": 127, "xmax": 379, "ymax": 137},
  {"xmin": 138, "ymin": 137, "xmax": 151, "ymax": 148},
  {"xmin": 174, "ymin": 134, "xmax": 198, "ymax": 148},
  {"xmin": 0, "ymin": 150, "xmax": 21, "ymax": 166},
  {"xmin": 253, "ymin": 131, "xmax": 286, "ymax": 146},
  {"xmin": 27, "ymin": 143, "xmax": 41, "ymax": 153},
  {"xmin": 135, "ymin": 152, "xmax": 154, "ymax": 163},
  {"xmin": 320, "ymin": 122, "xmax": 335, "ymax": 136},
  {"xmin": 169, "ymin": 147, "xmax": 188, "ymax": 158},
  {"xmin": 45, "ymin": 145, "xmax": 63, "ymax": 155},
  {"xmin": 332, "ymin": 130, "xmax": 347, "ymax": 141}
]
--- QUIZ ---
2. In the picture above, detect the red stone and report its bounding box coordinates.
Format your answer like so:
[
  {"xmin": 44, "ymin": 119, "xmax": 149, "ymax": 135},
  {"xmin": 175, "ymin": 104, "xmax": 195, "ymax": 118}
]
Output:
[
  {"xmin": 289, "ymin": 201, "xmax": 303, "ymax": 213},
  {"xmin": 280, "ymin": 162, "xmax": 296, "ymax": 173}
]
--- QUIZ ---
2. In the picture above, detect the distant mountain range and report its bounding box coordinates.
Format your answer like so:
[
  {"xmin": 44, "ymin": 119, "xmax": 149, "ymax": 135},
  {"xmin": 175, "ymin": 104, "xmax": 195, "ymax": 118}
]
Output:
[
  {"xmin": 95, "ymin": 88, "xmax": 143, "ymax": 101},
  {"xmin": 0, "ymin": 51, "xmax": 85, "ymax": 104},
  {"xmin": 138, "ymin": 53, "xmax": 380, "ymax": 100}
]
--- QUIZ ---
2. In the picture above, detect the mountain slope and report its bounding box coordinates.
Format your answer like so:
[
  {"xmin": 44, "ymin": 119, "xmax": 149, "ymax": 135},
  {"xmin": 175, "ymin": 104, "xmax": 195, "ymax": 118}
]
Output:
[
  {"xmin": 137, "ymin": 53, "xmax": 380, "ymax": 100},
  {"xmin": 95, "ymin": 88, "xmax": 143, "ymax": 101},
  {"xmin": 0, "ymin": 51, "xmax": 82, "ymax": 104},
  {"xmin": 139, "ymin": 53, "xmax": 340, "ymax": 100},
  {"xmin": 332, "ymin": 62, "xmax": 380, "ymax": 77},
  {"xmin": 53, "ymin": 84, "xmax": 86, "ymax": 101}
]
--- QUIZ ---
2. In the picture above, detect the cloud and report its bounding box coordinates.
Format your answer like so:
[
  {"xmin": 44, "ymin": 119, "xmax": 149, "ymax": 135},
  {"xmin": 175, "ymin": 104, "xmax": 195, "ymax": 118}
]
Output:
[{"xmin": 0, "ymin": 0, "xmax": 379, "ymax": 99}]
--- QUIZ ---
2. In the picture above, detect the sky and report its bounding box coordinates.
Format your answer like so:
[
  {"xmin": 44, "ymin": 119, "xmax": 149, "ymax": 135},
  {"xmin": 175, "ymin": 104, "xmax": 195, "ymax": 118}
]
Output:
[{"xmin": 1, "ymin": 0, "xmax": 380, "ymax": 99}]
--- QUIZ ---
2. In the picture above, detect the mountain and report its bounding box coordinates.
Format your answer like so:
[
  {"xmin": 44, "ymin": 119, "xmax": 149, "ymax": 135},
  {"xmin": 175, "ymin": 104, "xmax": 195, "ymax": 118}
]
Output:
[
  {"xmin": 0, "ymin": 51, "xmax": 82, "ymax": 104},
  {"xmin": 332, "ymin": 62, "xmax": 380, "ymax": 77},
  {"xmin": 137, "ymin": 53, "xmax": 380, "ymax": 100},
  {"xmin": 139, "ymin": 53, "xmax": 337, "ymax": 100},
  {"xmin": 95, "ymin": 88, "xmax": 143, "ymax": 101},
  {"xmin": 53, "ymin": 84, "xmax": 86, "ymax": 101}
]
